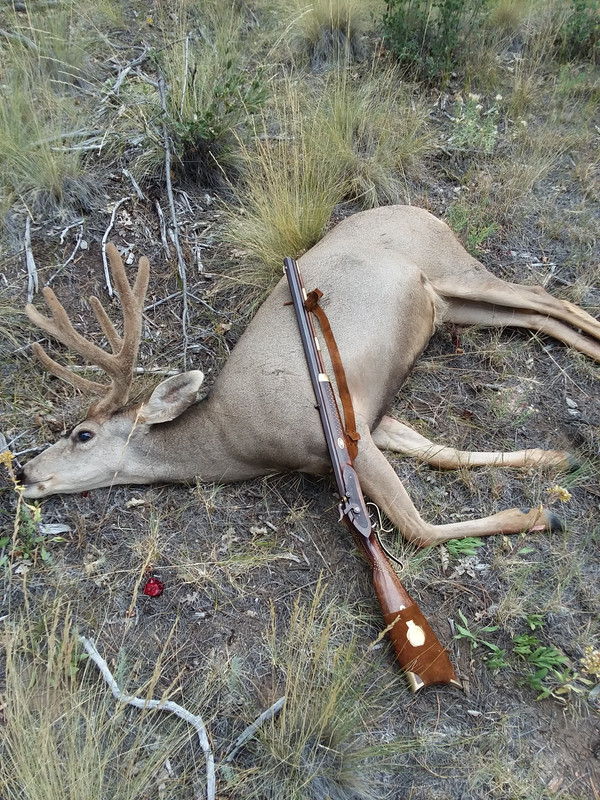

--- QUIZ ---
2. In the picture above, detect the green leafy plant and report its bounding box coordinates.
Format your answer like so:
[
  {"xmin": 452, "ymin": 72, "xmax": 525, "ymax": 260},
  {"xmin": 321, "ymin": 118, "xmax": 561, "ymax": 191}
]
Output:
[
  {"xmin": 450, "ymin": 93, "xmax": 500, "ymax": 153},
  {"xmin": 512, "ymin": 634, "xmax": 572, "ymax": 699},
  {"xmin": 0, "ymin": 450, "xmax": 65, "ymax": 568},
  {"xmin": 561, "ymin": 0, "xmax": 600, "ymax": 62},
  {"xmin": 382, "ymin": 0, "xmax": 488, "ymax": 80},
  {"xmin": 454, "ymin": 610, "xmax": 510, "ymax": 671},
  {"xmin": 159, "ymin": 50, "xmax": 266, "ymax": 183},
  {"xmin": 522, "ymin": 613, "xmax": 545, "ymax": 631},
  {"xmin": 446, "ymin": 202, "xmax": 500, "ymax": 254},
  {"xmin": 445, "ymin": 537, "xmax": 485, "ymax": 558}
]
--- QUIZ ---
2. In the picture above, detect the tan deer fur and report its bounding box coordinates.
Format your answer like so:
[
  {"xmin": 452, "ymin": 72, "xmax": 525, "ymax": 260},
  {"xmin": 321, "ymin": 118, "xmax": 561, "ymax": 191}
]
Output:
[{"xmin": 20, "ymin": 206, "xmax": 600, "ymax": 547}]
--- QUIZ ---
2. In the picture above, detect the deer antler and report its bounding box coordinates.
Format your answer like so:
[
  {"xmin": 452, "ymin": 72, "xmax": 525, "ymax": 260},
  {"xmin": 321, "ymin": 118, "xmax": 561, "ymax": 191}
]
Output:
[{"xmin": 25, "ymin": 243, "xmax": 150, "ymax": 416}]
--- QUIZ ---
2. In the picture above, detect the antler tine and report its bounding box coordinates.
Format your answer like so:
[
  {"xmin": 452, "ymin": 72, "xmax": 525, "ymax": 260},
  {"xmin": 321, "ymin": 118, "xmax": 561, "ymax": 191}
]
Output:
[
  {"xmin": 88, "ymin": 245, "xmax": 150, "ymax": 415},
  {"xmin": 89, "ymin": 245, "xmax": 148, "ymax": 353},
  {"xmin": 26, "ymin": 244, "xmax": 151, "ymax": 417},
  {"xmin": 26, "ymin": 288, "xmax": 116, "ymax": 374},
  {"xmin": 31, "ymin": 343, "xmax": 107, "ymax": 394},
  {"xmin": 90, "ymin": 296, "xmax": 122, "ymax": 352}
]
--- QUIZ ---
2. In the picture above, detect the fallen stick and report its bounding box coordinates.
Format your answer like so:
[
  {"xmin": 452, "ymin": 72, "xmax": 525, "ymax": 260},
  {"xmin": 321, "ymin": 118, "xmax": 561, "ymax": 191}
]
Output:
[
  {"xmin": 123, "ymin": 168, "xmax": 146, "ymax": 200},
  {"xmin": 101, "ymin": 198, "xmax": 129, "ymax": 296},
  {"xmin": 80, "ymin": 636, "xmax": 215, "ymax": 800},
  {"xmin": 155, "ymin": 199, "xmax": 170, "ymax": 258},
  {"xmin": 24, "ymin": 216, "xmax": 38, "ymax": 303},
  {"xmin": 47, "ymin": 228, "xmax": 84, "ymax": 286},
  {"xmin": 113, "ymin": 47, "xmax": 150, "ymax": 94},
  {"xmin": 223, "ymin": 696, "xmax": 285, "ymax": 763},
  {"xmin": 157, "ymin": 70, "xmax": 190, "ymax": 369}
]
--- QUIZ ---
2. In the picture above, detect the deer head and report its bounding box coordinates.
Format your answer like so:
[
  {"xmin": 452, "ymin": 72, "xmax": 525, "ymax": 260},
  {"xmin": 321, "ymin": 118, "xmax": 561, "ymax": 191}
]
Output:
[{"xmin": 20, "ymin": 244, "xmax": 205, "ymax": 497}]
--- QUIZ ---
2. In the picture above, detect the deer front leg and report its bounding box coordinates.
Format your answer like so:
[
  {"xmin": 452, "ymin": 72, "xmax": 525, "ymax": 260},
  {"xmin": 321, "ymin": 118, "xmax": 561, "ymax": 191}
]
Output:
[
  {"xmin": 354, "ymin": 433, "xmax": 563, "ymax": 548},
  {"xmin": 372, "ymin": 415, "xmax": 577, "ymax": 471}
]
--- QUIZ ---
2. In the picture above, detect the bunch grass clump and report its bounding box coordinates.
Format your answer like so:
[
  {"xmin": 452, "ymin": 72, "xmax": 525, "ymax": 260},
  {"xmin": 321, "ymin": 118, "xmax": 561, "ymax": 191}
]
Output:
[
  {"xmin": 120, "ymin": 1, "xmax": 266, "ymax": 187},
  {"xmin": 227, "ymin": 68, "xmax": 434, "ymax": 284},
  {"xmin": 0, "ymin": 70, "xmax": 93, "ymax": 218},
  {"xmin": 226, "ymin": 582, "xmax": 415, "ymax": 800},
  {"xmin": 316, "ymin": 69, "xmax": 435, "ymax": 207},
  {"xmin": 226, "ymin": 82, "xmax": 348, "ymax": 284},
  {"xmin": 0, "ymin": 1, "xmax": 104, "ymax": 220},
  {"xmin": 277, "ymin": 0, "xmax": 377, "ymax": 69}
]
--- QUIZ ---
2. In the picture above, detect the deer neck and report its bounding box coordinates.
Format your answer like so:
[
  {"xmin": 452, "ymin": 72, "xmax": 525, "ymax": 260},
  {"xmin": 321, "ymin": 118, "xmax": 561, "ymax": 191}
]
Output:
[{"xmin": 141, "ymin": 391, "xmax": 264, "ymax": 485}]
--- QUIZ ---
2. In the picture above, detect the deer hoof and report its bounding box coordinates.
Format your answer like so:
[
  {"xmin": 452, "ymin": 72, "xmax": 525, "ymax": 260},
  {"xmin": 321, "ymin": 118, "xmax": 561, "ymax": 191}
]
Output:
[
  {"xmin": 565, "ymin": 454, "xmax": 581, "ymax": 472},
  {"xmin": 547, "ymin": 510, "xmax": 565, "ymax": 532},
  {"xmin": 520, "ymin": 507, "xmax": 565, "ymax": 533}
]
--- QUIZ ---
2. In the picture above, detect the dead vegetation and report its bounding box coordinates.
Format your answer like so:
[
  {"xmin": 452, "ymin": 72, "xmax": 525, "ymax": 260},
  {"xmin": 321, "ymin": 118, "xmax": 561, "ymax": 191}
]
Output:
[{"xmin": 1, "ymin": 0, "xmax": 599, "ymax": 798}]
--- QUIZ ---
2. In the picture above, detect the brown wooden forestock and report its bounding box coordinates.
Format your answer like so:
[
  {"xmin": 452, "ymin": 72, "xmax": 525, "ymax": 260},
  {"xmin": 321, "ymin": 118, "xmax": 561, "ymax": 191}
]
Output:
[{"xmin": 283, "ymin": 256, "xmax": 460, "ymax": 692}]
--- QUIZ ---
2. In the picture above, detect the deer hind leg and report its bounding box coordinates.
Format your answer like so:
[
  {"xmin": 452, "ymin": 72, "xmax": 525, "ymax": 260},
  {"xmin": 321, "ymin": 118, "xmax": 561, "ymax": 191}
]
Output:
[
  {"xmin": 438, "ymin": 277, "xmax": 600, "ymax": 361},
  {"xmin": 354, "ymin": 433, "xmax": 563, "ymax": 548},
  {"xmin": 371, "ymin": 415, "xmax": 577, "ymax": 471}
]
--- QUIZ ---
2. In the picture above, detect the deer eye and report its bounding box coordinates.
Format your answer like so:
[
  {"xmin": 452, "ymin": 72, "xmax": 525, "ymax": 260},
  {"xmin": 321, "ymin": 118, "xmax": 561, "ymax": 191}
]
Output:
[{"xmin": 76, "ymin": 430, "xmax": 95, "ymax": 443}]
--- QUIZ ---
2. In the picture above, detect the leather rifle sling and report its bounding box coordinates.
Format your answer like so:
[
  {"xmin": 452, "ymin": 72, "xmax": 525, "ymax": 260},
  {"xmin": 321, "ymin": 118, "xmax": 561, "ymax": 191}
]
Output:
[{"xmin": 304, "ymin": 288, "xmax": 360, "ymax": 461}]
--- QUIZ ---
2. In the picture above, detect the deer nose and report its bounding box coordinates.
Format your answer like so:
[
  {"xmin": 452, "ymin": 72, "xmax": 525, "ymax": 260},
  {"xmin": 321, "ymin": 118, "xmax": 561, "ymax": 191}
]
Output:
[{"xmin": 14, "ymin": 466, "xmax": 26, "ymax": 484}]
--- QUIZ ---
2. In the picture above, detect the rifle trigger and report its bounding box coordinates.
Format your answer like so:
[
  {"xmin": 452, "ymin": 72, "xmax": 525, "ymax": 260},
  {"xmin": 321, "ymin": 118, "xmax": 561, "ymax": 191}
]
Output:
[{"xmin": 367, "ymin": 502, "xmax": 403, "ymax": 566}]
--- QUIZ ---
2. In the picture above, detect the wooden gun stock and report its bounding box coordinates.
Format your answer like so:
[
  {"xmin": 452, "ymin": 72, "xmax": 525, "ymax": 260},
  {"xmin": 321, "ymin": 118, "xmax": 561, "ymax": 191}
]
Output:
[
  {"xmin": 283, "ymin": 256, "xmax": 460, "ymax": 692},
  {"xmin": 351, "ymin": 523, "xmax": 460, "ymax": 691}
]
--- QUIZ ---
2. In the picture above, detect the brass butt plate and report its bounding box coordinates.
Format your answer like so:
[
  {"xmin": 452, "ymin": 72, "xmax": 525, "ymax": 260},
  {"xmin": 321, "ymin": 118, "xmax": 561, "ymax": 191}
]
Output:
[{"xmin": 406, "ymin": 671, "xmax": 425, "ymax": 693}]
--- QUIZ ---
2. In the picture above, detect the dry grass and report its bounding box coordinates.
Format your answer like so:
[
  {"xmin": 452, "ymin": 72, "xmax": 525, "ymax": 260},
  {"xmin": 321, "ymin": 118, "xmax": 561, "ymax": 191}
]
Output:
[
  {"xmin": 225, "ymin": 80, "xmax": 348, "ymax": 284},
  {"xmin": 119, "ymin": 0, "xmax": 265, "ymax": 187},
  {"xmin": 0, "ymin": 0, "xmax": 114, "ymax": 220},
  {"xmin": 0, "ymin": 68, "xmax": 91, "ymax": 219},
  {"xmin": 274, "ymin": 0, "xmax": 380, "ymax": 68},
  {"xmin": 0, "ymin": 604, "xmax": 197, "ymax": 800},
  {"xmin": 226, "ymin": 581, "xmax": 416, "ymax": 800},
  {"xmin": 226, "ymin": 66, "xmax": 434, "ymax": 284},
  {"xmin": 315, "ymin": 68, "xmax": 435, "ymax": 207}
]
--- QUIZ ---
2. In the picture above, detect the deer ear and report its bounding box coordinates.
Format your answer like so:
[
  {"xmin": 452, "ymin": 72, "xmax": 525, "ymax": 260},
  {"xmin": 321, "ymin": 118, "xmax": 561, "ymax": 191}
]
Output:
[{"xmin": 139, "ymin": 371, "xmax": 205, "ymax": 424}]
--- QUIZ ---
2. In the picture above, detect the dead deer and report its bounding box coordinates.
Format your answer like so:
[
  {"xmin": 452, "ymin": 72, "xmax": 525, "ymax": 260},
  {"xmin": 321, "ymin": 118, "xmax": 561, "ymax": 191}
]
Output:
[{"xmin": 19, "ymin": 206, "xmax": 600, "ymax": 547}]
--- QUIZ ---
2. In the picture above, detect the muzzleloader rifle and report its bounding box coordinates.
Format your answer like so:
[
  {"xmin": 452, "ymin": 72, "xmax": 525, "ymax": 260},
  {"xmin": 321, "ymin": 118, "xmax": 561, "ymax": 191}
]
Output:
[{"xmin": 283, "ymin": 256, "xmax": 461, "ymax": 692}]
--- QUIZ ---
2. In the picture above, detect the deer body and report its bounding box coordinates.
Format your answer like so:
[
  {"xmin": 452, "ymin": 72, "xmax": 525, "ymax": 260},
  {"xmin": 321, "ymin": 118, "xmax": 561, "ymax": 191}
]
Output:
[{"xmin": 20, "ymin": 206, "xmax": 600, "ymax": 546}]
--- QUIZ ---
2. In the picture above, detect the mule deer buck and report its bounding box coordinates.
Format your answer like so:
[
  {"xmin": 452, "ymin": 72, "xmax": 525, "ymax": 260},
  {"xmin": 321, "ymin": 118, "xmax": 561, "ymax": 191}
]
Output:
[{"xmin": 19, "ymin": 206, "xmax": 600, "ymax": 547}]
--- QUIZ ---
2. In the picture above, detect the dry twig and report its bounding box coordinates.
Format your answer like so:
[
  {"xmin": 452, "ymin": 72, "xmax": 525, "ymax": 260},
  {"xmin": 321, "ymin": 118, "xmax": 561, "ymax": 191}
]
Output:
[
  {"xmin": 155, "ymin": 199, "xmax": 170, "ymax": 258},
  {"xmin": 113, "ymin": 47, "xmax": 150, "ymax": 94},
  {"xmin": 80, "ymin": 636, "xmax": 215, "ymax": 800},
  {"xmin": 47, "ymin": 227, "xmax": 84, "ymax": 286},
  {"xmin": 123, "ymin": 168, "xmax": 146, "ymax": 200},
  {"xmin": 157, "ymin": 70, "xmax": 190, "ymax": 367},
  {"xmin": 223, "ymin": 696, "xmax": 286, "ymax": 763},
  {"xmin": 24, "ymin": 216, "xmax": 38, "ymax": 303},
  {"xmin": 101, "ymin": 198, "xmax": 129, "ymax": 296}
]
